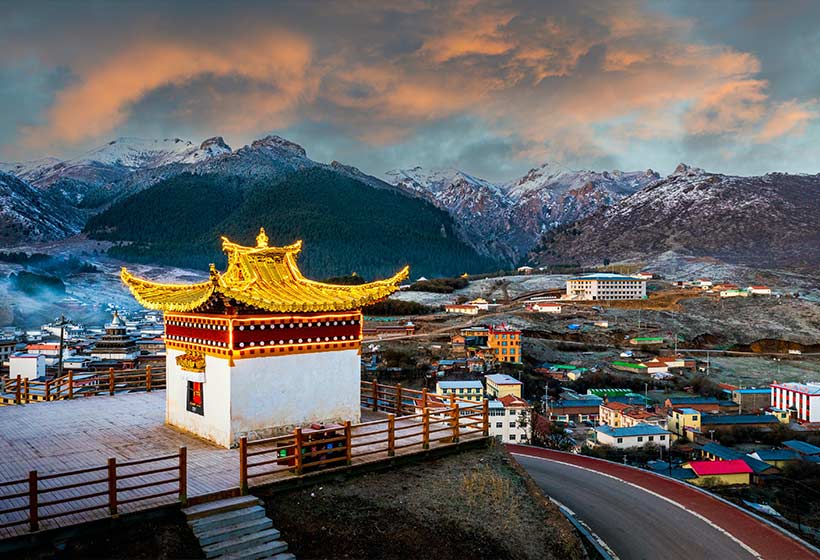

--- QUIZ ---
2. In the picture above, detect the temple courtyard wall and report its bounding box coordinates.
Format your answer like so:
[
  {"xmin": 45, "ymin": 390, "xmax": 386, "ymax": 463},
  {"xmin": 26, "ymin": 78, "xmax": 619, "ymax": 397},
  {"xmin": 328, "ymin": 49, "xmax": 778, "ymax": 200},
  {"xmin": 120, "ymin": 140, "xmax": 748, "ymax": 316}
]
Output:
[{"xmin": 167, "ymin": 348, "xmax": 362, "ymax": 447}]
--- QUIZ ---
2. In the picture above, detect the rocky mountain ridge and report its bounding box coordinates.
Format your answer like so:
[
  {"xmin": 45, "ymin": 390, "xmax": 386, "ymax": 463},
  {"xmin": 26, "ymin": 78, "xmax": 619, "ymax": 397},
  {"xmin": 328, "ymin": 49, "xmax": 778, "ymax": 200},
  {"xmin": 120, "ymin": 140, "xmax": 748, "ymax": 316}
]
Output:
[
  {"xmin": 533, "ymin": 164, "xmax": 820, "ymax": 269},
  {"xmin": 385, "ymin": 163, "xmax": 660, "ymax": 261}
]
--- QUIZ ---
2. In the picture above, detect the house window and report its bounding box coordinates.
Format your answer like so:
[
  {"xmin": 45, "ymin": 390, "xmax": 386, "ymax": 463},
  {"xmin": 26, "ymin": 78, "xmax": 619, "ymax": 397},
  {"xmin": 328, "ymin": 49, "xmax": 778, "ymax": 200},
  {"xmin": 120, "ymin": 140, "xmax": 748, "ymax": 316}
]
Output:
[
  {"xmin": 509, "ymin": 434, "xmax": 516, "ymax": 440},
  {"xmin": 509, "ymin": 422, "xmax": 516, "ymax": 428},
  {"xmin": 637, "ymin": 436, "xmax": 643, "ymax": 442},
  {"xmin": 187, "ymin": 381, "xmax": 204, "ymax": 415},
  {"xmin": 660, "ymin": 435, "xmax": 666, "ymax": 440},
  {"xmin": 617, "ymin": 437, "xmax": 623, "ymax": 443},
  {"xmin": 649, "ymin": 436, "xmax": 654, "ymax": 441},
  {"xmin": 496, "ymin": 422, "xmax": 503, "ymax": 428}
]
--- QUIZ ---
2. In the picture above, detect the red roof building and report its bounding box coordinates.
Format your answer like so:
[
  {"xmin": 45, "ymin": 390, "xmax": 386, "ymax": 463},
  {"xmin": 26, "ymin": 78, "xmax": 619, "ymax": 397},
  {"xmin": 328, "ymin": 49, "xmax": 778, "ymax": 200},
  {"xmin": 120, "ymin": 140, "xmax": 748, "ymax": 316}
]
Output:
[{"xmin": 688, "ymin": 459, "xmax": 753, "ymax": 476}]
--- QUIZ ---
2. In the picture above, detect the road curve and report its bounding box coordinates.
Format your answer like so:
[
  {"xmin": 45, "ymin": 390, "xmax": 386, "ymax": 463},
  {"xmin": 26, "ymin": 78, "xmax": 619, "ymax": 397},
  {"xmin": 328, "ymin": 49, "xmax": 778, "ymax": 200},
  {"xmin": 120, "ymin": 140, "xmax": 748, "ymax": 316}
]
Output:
[{"xmin": 509, "ymin": 445, "xmax": 819, "ymax": 560}]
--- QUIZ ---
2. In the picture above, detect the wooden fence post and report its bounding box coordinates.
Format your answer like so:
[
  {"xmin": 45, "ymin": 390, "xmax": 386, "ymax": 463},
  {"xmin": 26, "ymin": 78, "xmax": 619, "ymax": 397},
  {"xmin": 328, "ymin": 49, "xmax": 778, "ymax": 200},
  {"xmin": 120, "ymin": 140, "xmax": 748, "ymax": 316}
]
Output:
[
  {"xmin": 146, "ymin": 365, "xmax": 152, "ymax": 392},
  {"xmin": 24, "ymin": 378, "xmax": 30, "ymax": 403},
  {"xmin": 395, "ymin": 383, "xmax": 402, "ymax": 416},
  {"xmin": 107, "ymin": 458, "xmax": 118, "ymax": 516},
  {"xmin": 422, "ymin": 408, "xmax": 430, "ymax": 449},
  {"xmin": 372, "ymin": 379, "xmax": 378, "ymax": 412},
  {"xmin": 44, "ymin": 380, "xmax": 50, "ymax": 401},
  {"xmin": 68, "ymin": 372, "xmax": 74, "ymax": 399},
  {"xmin": 344, "ymin": 421, "xmax": 352, "ymax": 465},
  {"xmin": 451, "ymin": 404, "xmax": 460, "ymax": 443},
  {"xmin": 15, "ymin": 375, "xmax": 21, "ymax": 404},
  {"xmin": 294, "ymin": 428, "xmax": 303, "ymax": 476},
  {"xmin": 387, "ymin": 414, "xmax": 395, "ymax": 456},
  {"xmin": 239, "ymin": 437, "xmax": 248, "ymax": 495},
  {"xmin": 28, "ymin": 470, "xmax": 38, "ymax": 532},
  {"xmin": 179, "ymin": 446, "xmax": 188, "ymax": 506},
  {"xmin": 422, "ymin": 387, "xmax": 428, "ymax": 409},
  {"xmin": 482, "ymin": 399, "xmax": 490, "ymax": 436}
]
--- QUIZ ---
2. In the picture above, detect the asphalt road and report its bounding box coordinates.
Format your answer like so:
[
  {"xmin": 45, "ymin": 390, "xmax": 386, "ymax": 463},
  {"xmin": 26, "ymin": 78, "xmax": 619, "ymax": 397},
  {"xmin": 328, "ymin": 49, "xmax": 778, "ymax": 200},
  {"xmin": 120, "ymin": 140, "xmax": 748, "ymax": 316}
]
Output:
[{"xmin": 514, "ymin": 454, "xmax": 757, "ymax": 560}]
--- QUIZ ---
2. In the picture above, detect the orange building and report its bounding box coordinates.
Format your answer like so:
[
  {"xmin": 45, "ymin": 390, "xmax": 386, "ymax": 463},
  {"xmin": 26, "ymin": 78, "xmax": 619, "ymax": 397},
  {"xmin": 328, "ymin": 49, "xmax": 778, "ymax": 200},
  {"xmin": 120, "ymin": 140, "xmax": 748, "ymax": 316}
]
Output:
[{"xmin": 461, "ymin": 325, "xmax": 522, "ymax": 364}]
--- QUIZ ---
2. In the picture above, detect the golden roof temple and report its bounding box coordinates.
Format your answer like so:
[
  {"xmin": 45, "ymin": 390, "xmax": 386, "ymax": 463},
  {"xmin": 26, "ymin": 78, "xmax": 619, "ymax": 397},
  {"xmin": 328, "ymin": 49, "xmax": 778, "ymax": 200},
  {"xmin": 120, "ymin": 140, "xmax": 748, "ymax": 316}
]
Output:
[{"xmin": 121, "ymin": 228, "xmax": 409, "ymax": 314}]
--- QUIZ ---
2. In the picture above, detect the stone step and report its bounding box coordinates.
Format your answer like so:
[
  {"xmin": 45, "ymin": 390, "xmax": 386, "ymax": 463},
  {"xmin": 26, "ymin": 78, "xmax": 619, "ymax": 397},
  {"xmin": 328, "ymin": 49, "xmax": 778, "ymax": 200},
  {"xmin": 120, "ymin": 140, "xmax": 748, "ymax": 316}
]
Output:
[
  {"xmin": 218, "ymin": 540, "xmax": 290, "ymax": 560},
  {"xmin": 184, "ymin": 495, "xmax": 262, "ymax": 520},
  {"xmin": 202, "ymin": 528, "xmax": 283, "ymax": 558},
  {"xmin": 197, "ymin": 516, "xmax": 274, "ymax": 547},
  {"xmin": 190, "ymin": 505, "xmax": 267, "ymax": 534},
  {"xmin": 263, "ymin": 554, "xmax": 296, "ymax": 560}
]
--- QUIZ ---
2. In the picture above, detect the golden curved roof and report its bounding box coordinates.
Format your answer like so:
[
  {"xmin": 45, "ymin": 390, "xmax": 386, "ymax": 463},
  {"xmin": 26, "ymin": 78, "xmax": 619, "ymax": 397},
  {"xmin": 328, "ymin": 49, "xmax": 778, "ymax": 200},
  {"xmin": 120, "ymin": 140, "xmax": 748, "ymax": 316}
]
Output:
[{"xmin": 121, "ymin": 228, "xmax": 409, "ymax": 313}]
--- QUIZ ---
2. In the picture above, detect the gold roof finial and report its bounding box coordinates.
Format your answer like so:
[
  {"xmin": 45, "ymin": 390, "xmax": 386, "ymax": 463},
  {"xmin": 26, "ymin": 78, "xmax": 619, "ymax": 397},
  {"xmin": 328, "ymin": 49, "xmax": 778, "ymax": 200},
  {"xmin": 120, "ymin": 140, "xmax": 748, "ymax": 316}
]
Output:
[{"xmin": 256, "ymin": 227, "xmax": 269, "ymax": 248}]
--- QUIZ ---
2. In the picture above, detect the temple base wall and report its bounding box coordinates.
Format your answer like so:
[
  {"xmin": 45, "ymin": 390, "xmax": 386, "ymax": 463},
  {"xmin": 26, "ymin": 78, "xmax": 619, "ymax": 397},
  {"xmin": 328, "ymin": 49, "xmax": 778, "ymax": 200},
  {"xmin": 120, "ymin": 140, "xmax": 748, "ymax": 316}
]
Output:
[{"xmin": 165, "ymin": 348, "xmax": 361, "ymax": 448}]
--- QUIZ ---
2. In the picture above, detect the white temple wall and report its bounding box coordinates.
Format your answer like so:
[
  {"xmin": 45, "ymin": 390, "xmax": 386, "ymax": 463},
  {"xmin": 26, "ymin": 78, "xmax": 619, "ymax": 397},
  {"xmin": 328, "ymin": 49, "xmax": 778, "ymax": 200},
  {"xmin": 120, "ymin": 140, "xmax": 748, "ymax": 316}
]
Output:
[
  {"xmin": 229, "ymin": 348, "xmax": 361, "ymax": 445},
  {"xmin": 166, "ymin": 349, "xmax": 233, "ymax": 447}
]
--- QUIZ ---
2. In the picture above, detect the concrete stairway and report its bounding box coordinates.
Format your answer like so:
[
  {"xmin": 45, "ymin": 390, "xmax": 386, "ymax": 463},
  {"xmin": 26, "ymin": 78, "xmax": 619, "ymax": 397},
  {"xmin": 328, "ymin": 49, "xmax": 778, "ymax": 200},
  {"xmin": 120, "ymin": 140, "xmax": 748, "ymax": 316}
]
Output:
[{"xmin": 183, "ymin": 495, "xmax": 295, "ymax": 560}]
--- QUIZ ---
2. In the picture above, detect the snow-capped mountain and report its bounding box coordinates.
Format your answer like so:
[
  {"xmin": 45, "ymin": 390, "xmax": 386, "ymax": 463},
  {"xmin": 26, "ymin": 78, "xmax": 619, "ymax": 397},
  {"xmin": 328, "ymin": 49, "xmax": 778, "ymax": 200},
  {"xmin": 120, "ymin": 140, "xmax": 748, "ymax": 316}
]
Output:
[
  {"xmin": 0, "ymin": 171, "xmax": 85, "ymax": 244},
  {"xmin": 385, "ymin": 163, "xmax": 659, "ymax": 261},
  {"xmin": 533, "ymin": 163, "xmax": 820, "ymax": 268}
]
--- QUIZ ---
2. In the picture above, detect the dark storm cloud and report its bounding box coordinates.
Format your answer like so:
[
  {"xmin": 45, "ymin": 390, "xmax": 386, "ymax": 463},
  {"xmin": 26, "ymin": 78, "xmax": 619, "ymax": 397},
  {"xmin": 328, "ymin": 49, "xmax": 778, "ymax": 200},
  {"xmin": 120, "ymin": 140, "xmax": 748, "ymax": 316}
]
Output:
[{"xmin": 1, "ymin": 0, "xmax": 818, "ymax": 179}]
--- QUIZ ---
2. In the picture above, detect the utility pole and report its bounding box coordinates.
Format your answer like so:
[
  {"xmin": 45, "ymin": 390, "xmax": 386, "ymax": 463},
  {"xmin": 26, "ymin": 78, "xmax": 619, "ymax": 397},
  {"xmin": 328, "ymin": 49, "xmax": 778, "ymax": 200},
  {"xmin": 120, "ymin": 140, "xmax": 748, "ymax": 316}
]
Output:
[
  {"xmin": 55, "ymin": 314, "xmax": 70, "ymax": 379},
  {"xmin": 645, "ymin": 382, "xmax": 649, "ymax": 410}
]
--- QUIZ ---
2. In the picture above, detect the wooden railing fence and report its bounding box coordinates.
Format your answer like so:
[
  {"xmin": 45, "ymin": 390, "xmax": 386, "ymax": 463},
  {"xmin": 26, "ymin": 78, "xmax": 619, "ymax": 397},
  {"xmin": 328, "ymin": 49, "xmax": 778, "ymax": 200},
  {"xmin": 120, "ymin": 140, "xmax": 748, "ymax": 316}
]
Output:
[
  {"xmin": 0, "ymin": 366, "xmax": 165, "ymax": 406},
  {"xmin": 0, "ymin": 447, "xmax": 186, "ymax": 533},
  {"xmin": 239, "ymin": 380, "xmax": 489, "ymax": 493}
]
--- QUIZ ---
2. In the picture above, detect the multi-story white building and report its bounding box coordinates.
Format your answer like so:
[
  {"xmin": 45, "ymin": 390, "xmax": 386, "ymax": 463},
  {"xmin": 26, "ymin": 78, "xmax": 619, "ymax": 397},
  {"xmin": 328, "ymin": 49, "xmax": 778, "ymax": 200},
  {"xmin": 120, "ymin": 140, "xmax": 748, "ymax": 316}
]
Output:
[
  {"xmin": 488, "ymin": 395, "xmax": 531, "ymax": 443},
  {"xmin": 565, "ymin": 274, "xmax": 647, "ymax": 301},
  {"xmin": 771, "ymin": 382, "xmax": 820, "ymax": 423},
  {"xmin": 436, "ymin": 380, "xmax": 484, "ymax": 402}
]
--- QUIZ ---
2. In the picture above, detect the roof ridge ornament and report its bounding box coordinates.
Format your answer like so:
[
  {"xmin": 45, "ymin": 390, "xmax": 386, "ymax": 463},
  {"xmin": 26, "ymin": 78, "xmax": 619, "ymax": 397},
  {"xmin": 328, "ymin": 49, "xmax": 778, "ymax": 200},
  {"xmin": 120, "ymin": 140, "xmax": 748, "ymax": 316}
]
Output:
[{"xmin": 256, "ymin": 227, "xmax": 269, "ymax": 248}]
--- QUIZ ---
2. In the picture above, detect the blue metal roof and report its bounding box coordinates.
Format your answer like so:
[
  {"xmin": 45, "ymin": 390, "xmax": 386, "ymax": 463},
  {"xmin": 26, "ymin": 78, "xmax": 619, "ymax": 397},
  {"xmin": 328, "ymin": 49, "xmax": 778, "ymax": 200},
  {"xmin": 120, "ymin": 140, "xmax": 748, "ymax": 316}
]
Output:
[
  {"xmin": 677, "ymin": 408, "xmax": 701, "ymax": 415},
  {"xmin": 701, "ymin": 414, "xmax": 779, "ymax": 425},
  {"xmin": 753, "ymin": 449, "xmax": 799, "ymax": 461},
  {"xmin": 783, "ymin": 440, "xmax": 820, "ymax": 456},
  {"xmin": 595, "ymin": 424, "xmax": 669, "ymax": 437},
  {"xmin": 437, "ymin": 380, "xmax": 483, "ymax": 389},
  {"xmin": 666, "ymin": 397, "xmax": 721, "ymax": 405},
  {"xmin": 551, "ymin": 397, "xmax": 603, "ymax": 409},
  {"xmin": 700, "ymin": 443, "xmax": 774, "ymax": 474},
  {"xmin": 569, "ymin": 273, "xmax": 645, "ymax": 281},
  {"xmin": 733, "ymin": 388, "xmax": 771, "ymax": 394}
]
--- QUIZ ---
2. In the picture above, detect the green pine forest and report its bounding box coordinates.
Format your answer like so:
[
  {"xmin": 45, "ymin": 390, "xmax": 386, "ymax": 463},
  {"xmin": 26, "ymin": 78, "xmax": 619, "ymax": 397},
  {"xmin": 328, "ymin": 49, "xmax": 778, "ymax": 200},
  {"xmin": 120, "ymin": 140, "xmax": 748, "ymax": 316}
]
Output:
[{"xmin": 84, "ymin": 169, "xmax": 500, "ymax": 279}]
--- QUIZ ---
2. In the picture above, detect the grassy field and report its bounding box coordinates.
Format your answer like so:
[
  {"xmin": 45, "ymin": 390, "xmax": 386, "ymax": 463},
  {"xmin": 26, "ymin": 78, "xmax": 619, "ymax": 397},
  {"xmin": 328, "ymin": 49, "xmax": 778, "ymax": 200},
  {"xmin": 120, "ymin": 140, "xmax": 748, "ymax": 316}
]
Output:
[{"xmin": 708, "ymin": 356, "xmax": 820, "ymax": 386}]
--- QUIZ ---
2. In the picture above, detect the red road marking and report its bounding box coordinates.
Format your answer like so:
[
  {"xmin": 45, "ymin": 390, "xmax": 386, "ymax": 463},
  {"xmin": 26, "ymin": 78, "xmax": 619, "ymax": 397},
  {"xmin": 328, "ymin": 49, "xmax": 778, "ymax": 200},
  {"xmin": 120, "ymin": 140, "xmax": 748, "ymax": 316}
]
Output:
[{"xmin": 508, "ymin": 444, "xmax": 819, "ymax": 560}]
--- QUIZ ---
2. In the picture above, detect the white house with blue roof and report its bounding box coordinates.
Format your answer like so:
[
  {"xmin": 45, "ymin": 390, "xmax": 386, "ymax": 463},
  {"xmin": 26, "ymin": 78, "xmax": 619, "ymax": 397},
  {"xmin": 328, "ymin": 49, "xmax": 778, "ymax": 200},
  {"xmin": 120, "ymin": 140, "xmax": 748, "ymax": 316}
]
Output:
[
  {"xmin": 565, "ymin": 273, "xmax": 647, "ymax": 301},
  {"xmin": 594, "ymin": 424, "xmax": 670, "ymax": 449}
]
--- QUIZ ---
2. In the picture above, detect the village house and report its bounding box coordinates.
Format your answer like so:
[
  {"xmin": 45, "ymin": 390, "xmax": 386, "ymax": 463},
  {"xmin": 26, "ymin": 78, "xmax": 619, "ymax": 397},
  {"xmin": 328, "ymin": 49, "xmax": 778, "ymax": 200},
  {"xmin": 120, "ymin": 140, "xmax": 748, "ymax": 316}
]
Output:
[
  {"xmin": 517, "ymin": 265, "xmax": 535, "ymax": 275},
  {"xmin": 593, "ymin": 424, "xmax": 671, "ymax": 450},
  {"xmin": 435, "ymin": 380, "xmax": 484, "ymax": 402},
  {"xmin": 692, "ymin": 278, "xmax": 713, "ymax": 288},
  {"xmin": 548, "ymin": 397, "xmax": 602, "ymax": 424},
  {"xmin": 720, "ymin": 289, "xmax": 749, "ymax": 298},
  {"xmin": 698, "ymin": 442, "xmax": 778, "ymax": 478},
  {"xmin": 731, "ymin": 388, "xmax": 772, "ymax": 413},
  {"xmin": 565, "ymin": 273, "xmax": 647, "ymax": 301},
  {"xmin": 771, "ymin": 382, "xmax": 820, "ymax": 423},
  {"xmin": 747, "ymin": 285, "xmax": 772, "ymax": 295},
  {"xmin": 530, "ymin": 302, "xmax": 562, "ymax": 314},
  {"xmin": 684, "ymin": 460, "xmax": 752, "ymax": 486},
  {"xmin": 634, "ymin": 272, "xmax": 654, "ymax": 280},
  {"xmin": 485, "ymin": 373, "xmax": 523, "ymax": 399},
  {"xmin": 611, "ymin": 361, "xmax": 648, "ymax": 374},
  {"xmin": 444, "ymin": 304, "xmax": 479, "ymax": 315},
  {"xmin": 461, "ymin": 325, "xmax": 523, "ymax": 364},
  {"xmin": 599, "ymin": 401, "xmax": 667, "ymax": 429},
  {"xmin": 488, "ymin": 395, "xmax": 532, "ymax": 443},
  {"xmin": 668, "ymin": 408, "xmax": 782, "ymax": 441},
  {"xmin": 663, "ymin": 396, "xmax": 723, "ymax": 414},
  {"xmin": 9, "ymin": 353, "xmax": 46, "ymax": 380},
  {"xmin": 783, "ymin": 440, "xmax": 820, "ymax": 458},
  {"xmin": 748, "ymin": 449, "xmax": 801, "ymax": 469}
]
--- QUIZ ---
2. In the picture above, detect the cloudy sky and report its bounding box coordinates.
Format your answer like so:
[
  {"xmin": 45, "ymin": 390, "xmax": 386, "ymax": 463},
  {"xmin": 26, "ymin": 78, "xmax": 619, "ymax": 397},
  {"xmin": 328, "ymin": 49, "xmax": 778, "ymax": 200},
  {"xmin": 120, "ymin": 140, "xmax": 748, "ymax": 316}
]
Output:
[{"xmin": 1, "ymin": 0, "xmax": 819, "ymax": 180}]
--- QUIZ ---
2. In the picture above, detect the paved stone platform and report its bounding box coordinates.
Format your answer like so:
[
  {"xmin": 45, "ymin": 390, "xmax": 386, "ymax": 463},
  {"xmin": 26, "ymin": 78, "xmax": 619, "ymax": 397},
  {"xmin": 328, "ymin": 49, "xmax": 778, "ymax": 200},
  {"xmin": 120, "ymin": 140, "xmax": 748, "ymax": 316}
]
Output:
[{"xmin": 0, "ymin": 391, "xmax": 482, "ymax": 539}]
